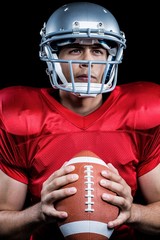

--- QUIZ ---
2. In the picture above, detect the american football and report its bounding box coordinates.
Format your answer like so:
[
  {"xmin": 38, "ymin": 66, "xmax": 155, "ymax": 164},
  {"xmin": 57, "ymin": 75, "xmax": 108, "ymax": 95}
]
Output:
[{"xmin": 55, "ymin": 150, "xmax": 119, "ymax": 240}]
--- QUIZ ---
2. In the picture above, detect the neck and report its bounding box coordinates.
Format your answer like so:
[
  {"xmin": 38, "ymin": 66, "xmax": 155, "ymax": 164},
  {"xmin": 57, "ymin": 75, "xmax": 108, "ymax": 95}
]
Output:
[{"xmin": 59, "ymin": 90, "xmax": 103, "ymax": 116}]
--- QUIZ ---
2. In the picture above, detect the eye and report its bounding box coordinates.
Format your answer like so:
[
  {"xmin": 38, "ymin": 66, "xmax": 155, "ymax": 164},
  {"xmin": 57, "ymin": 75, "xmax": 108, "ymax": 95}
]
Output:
[
  {"xmin": 93, "ymin": 49, "xmax": 103, "ymax": 54},
  {"xmin": 93, "ymin": 48, "xmax": 107, "ymax": 56},
  {"xmin": 69, "ymin": 48, "xmax": 82, "ymax": 54}
]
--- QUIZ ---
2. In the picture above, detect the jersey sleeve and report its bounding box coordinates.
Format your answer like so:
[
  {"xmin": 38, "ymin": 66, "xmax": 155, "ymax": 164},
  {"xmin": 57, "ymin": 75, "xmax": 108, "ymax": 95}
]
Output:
[
  {"xmin": 0, "ymin": 126, "xmax": 29, "ymax": 184},
  {"xmin": 0, "ymin": 86, "xmax": 32, "ymax": 184},
  {"xmin": 137, "ymin": 125, "xmax": 160, "ymax": 177}
]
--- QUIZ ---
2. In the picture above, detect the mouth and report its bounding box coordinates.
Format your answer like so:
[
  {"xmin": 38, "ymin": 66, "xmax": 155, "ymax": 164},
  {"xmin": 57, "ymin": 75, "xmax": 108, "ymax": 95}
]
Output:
[{"xmin": 76, "ymin": 74, "xmax": 97, "ymax": 83}]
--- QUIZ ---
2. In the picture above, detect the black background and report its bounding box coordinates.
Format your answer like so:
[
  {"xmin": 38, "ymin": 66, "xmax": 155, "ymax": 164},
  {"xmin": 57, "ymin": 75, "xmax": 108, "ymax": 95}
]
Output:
[{"xmin": 1, "ymin": 0, "xmax": 159, "ymax": 89}]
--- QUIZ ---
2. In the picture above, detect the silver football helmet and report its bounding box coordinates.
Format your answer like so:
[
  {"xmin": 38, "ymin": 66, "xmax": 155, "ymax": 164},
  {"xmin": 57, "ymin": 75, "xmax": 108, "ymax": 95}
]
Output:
[{"xmin": 39, "ymin": 2, "xmax": 126, "ymax": 97}]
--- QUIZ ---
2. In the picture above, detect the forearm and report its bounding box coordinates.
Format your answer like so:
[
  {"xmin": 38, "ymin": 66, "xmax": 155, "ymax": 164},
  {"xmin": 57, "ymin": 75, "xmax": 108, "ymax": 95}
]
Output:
[
  {"xmin": 129, "ymin": 201, "xmax": 160, "ymax": 235},
  {"xmin": 0, "ymin": 203, "xmax": 44, "ymax": 240}
]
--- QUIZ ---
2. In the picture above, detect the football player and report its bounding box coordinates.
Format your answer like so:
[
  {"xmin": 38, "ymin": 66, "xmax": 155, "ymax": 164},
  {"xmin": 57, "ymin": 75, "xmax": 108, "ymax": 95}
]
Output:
[{"xmin": 0, "ymin": 2, "xmax": 160, "ymax": 239}]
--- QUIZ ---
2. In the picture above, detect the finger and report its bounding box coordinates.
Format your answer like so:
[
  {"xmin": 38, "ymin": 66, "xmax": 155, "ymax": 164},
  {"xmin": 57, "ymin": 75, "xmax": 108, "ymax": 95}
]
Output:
[
  {"xmin": 100, "ymin": 177, "xmax": 132, "ymax": 205},
  {"xmin": 61, "ymin": 161, "xmax": 69, "ymax": 167},
  {"xmin": 101, "ymin": 191, "xmax": 131, "ymax": 210},
  {"xmin": 42, "ymin": 172, "xmax": 79, "ymax": 193},
  {"xmin": 101, "ymin": 167, "xmax": 121, "ymax": 183},
  {"xmin": 100, "ymin": 177, "xmax": 125, "ymax": 196},
  {"xmin": 43, "ymin": 186, "xmax": 77, "ymax": 204},
  {"xmin": 41, "ymin": 204, "xmax": 68, "ymax": 220},
  {"xmin": 107, "ymin": 213, "xmax": 126, "ymax": 228},
  {"xmin": 107, "ymin": 163, "xmax": 119, "ymax": 175},
  {"xmin": 44, "ymin": 165, "xmax": 76, "ymax": 185},
  {"xmin": 100, "ymin": 168, "xmax": 124, "ymax": 191}
]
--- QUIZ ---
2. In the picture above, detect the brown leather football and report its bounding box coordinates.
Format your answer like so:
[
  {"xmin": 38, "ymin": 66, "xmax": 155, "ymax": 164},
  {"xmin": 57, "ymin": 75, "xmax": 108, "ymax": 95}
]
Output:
[{"xmin": 55, "ymin": 150, "xmax": 119, "ymax": 240}]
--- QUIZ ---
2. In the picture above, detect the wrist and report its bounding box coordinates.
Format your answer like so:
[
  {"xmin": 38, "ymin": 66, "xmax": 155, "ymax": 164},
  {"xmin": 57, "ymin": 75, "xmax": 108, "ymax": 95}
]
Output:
[{"xmin": 127, "ymin": 203, "xmax": 142, "ymax": 226}]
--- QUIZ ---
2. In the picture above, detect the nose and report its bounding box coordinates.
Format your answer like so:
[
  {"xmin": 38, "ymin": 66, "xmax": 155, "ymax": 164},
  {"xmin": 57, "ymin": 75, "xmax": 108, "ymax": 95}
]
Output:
[{"xmin": 79, "ymin": 50, "xmax": 93, "ymax": 68}]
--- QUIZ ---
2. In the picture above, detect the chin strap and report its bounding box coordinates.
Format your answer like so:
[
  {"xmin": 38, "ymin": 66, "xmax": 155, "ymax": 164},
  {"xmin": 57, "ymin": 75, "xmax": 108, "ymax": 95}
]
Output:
[{"xmin": 52, "ymin": 53, "xmax": 68, "ymax": 85}]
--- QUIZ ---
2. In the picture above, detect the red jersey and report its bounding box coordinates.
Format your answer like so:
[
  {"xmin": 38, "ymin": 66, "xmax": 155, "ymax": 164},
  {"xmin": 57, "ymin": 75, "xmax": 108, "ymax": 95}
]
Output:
[{"xmin": 0, "ymin": 81, "xmax": 160, "ymax": 240}]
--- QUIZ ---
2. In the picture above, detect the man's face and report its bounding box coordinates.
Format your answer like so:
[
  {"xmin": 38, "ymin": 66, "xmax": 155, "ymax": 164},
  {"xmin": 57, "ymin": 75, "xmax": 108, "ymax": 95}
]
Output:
[{"xmin": 58, "ymin": 43, "xmax": 108, "ymax": 84}]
